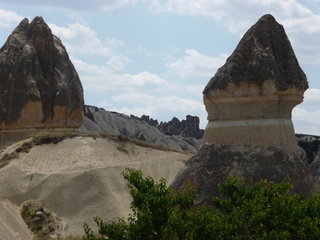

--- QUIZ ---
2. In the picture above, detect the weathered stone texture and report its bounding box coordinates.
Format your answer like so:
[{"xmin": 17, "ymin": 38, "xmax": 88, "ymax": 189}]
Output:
[
  {"xmin": 0, "ymin": 17, "xmax": 83, "ymax": 130},
  {"xmin": 203, "ymin": 14, "xmax": 307, "ymax": 93},
  {"xmin": 172, "ymin": 144, "xmax": 313, "ymax": 205}
]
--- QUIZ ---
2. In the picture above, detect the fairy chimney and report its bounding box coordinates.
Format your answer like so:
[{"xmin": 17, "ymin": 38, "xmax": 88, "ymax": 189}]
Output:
[
  {"xmin": 171, "ymin": 14, "xmax": 313, "ymax": 205},
  {"xmin": 0, "ymin": 17, "xmax": 84, "ymax": 145},
  {"xmin": 202, "ymin": 14, "xmax": 308, "ymax": 153}
]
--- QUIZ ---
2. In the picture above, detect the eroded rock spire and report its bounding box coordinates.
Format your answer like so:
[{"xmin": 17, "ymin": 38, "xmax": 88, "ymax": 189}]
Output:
[
  {"xmin": 0, "ymin": 16, "xmax": 84, "ymax": 130},
  {"xmin": 202, "ymin": 14, "xmax": 308, "ymax": 153}
]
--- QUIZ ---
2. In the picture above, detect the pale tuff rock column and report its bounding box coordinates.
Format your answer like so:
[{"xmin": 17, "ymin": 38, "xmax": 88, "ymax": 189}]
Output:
[{"xmin": 203, "ymin": 14, "xmax": 308, "ymax": 153}]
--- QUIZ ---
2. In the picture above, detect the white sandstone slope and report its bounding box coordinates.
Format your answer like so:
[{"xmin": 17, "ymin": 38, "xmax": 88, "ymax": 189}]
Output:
[{"xmin": 0, "ymin": 136, "xmax": 190, "ymax": 238}]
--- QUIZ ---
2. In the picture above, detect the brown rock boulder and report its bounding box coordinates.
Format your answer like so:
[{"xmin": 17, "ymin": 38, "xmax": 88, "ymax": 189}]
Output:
[{"xmin": 0, "ymin": 17, "xmax": 83, "ymax": 130}]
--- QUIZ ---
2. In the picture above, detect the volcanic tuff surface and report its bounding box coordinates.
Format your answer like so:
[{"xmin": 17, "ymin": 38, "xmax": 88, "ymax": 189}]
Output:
[
  {"xmin": 172, "ymin": 14, "xmax": 314, "ymax": 202},
  {"xmin": 203, "ymin": 14, "xmax": 308, "ymax": 93},
  {"xmin": 0, "ymin": 17, "xmax": 83, "ymax": 130}
]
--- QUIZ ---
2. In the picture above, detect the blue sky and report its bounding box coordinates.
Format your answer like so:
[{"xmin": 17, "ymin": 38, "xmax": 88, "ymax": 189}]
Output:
[{"xmin": 0, "ymin": 0, "xmax": 319, "ymax": 134}]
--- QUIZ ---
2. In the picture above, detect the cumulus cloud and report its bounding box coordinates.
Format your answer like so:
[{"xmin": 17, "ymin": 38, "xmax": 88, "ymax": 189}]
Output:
[
  {"xmin": 167, "ymin": 49, "xmax": 227, "ymax": 78},
  {"xmin": 0, "ymin": 9, "xmax": 23, "ymax": 28},
  {"xmin": 73, "ymin": 58, "xmax": 170, "ymax": 93},
  {"xmin": 292, "ymin": 88, "xmax": 320, "ymax": 135},
  {"xmin": 49, "ymin": 23, "xmax": 113, "ymax": 56},
  {"xmin": 304, "ymin": 88, "xmax": 320, "ymax": 103},
  {"xmin": 293, "ymin": 107, "xmax": 320, "ymax": 135}
]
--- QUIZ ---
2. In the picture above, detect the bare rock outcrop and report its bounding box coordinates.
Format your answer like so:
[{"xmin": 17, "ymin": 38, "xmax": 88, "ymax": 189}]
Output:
[
  {"xmin": 81, "ymin": 105, "xmax": 202, "ymax": 151},
  {"xmin": 172, "ymin": 14, "xmax": 314, "ymax": 204},
  {"xmin": 0, "ymin": 16, "xmax": 83, "ymax": 145}
]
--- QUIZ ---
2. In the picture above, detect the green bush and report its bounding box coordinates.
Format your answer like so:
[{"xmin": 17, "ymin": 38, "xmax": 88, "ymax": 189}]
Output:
[{"xmin": 83, "ymin": 168, "xmax": 320, "ymax": 239}]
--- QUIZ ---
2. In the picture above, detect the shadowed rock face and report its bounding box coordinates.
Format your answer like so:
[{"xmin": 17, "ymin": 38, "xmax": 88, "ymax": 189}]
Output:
[
  {"xmin": 202, "ymin": 14, "xmax": 308, "ymax": 153},
  {"xmin": 171, "ymin": 14, "xmax": 314, "ymax": 203},
  {"xmin": 172, "ymin": 144, "xmax": 313, "ymax": 205},
  {"xmin": 0, "ymin": 17, "xmax": 83, "ymax": 130}
]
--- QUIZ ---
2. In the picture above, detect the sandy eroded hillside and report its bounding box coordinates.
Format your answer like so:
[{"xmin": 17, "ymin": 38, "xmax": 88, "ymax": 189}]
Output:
[{"xmin": 0, "ymin": 136, "xmax": 191, "ymax": 239}]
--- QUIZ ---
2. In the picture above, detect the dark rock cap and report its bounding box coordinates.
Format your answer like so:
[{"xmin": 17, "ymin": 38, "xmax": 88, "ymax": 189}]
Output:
[
  {"xmin": 0, "ymin": 16, "xmax": 84, "ymax": 129},
  {"xmin": 203, "ymin": 14, "xmax": 308, "ymax": 94}
]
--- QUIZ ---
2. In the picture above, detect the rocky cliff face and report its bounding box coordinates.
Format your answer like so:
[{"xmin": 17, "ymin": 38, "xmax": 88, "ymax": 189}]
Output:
[
  {"xmin": 171, "ymin": 14, "xmax": 314, "ymax": 203},
  {"xmin": 0, "ymin": 17, "xmax": 83, "ymax": 131}
]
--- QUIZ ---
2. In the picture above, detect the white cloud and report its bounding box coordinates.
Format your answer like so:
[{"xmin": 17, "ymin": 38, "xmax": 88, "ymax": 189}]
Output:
[
  {"xmin": 150, "ymin": 0, "xmax": 313, "ymax": 33},
  {"xmin": 293, "ymin": 107, "xmax": 320, "ymax": 135},
  {"xmin": 167, "ymin": 49, "xmax": 227, "ymax": 78},
  {"xmin": 73, "ymin": 58, "xmax": 170, "ymax": 93},
  {"xmin": 292, "ymin": 88, "xmax": 320, "ymax": 135},
  {"xmin": 0, "ymin": 9, "xmax": 23, "ymax": 28},
  {"xmin": 107, "ymin": 55, "xmax": 131, "ymax": 71},
  {"xmin": 49, "ymin": 23, "xmax": 113, "ymax": 56},
  {"xmin": 0, "ymin": 0, "xmax": 139, "ymax": 12},
  {"xmin": 304, "ymin": 88, "xmax": 320, "ymax": 102},
  {"xmin": 150, "ymin": 0, "xmax": 320, "ymax": 66}
]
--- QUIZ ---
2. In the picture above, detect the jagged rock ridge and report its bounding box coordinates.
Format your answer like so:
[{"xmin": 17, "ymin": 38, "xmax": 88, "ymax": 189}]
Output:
[
  {"xmin": 131, "ymin": 114, "xmax": 204, "ymax": 139},
  {"xmin": 0, "ymin": 17, "xmax": 84, "ymax": 130}
]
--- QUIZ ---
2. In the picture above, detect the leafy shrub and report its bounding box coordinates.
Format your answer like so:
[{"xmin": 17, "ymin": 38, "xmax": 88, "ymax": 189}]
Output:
[
  {"xmin": 21, "ymin": 200, "xmax": 60, "ymax": 238},
  {"xmin": 83, "ymin": 168, "xmax": 320, "ymax": 239}
]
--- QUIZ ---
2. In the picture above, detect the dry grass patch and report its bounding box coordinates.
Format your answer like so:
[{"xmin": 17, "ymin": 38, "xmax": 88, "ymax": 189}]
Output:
[
  {"xmin": 32, "ymin": 130, "xmax": 78, "ymax": 145},
  {"xmin": 0, "ymin": 151, "xmax": 19, "ymax": 168},
  {"xmin": 15, "ymin": 140, "xmax": 34, "ymax": 153},
  {"xmin": 32, "ymin": 235, "xmax": 83, "ymax": 240}
]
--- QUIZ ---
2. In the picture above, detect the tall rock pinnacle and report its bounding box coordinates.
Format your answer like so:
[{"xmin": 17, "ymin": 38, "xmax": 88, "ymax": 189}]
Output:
[
  {"xmin": 171, "ymin": 14, "xmax": 313, "ymax": 205},
  {"xmin": 0, "ymin": 16, "xmax": 84, "ymax": 131},
  {"xmin": 202, "ymin": 14, "xmax": 308, "ymax": 153}
]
